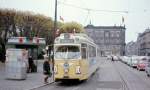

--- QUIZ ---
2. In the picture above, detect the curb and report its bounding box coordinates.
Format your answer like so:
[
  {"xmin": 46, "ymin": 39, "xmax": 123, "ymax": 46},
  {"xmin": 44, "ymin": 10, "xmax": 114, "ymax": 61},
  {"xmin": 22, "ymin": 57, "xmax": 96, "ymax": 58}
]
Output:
[{"xmin": 27, "ymin": 81, "xmax": 55, "ymax": 90}]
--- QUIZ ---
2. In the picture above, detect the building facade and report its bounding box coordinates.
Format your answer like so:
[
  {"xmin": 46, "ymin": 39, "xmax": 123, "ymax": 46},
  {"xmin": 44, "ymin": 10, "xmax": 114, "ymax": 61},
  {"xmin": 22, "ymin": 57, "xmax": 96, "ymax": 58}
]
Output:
[
  {"xmin": 84, "ymin": 24, "xmax": 126, "ymax": 56},
  {"xmin": 137, "ymin": 28, "xmax": 150, "ymax": 56},
  {"xmin": 125, "ymin": 41, "xmax": 138, "ymax": 56}
]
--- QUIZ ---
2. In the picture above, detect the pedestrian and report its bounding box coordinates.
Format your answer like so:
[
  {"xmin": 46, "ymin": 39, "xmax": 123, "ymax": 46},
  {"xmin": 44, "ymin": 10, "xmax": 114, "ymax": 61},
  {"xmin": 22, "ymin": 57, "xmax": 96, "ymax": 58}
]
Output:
[
  {"xmin": 28, "ymin": 55, "xmax": 34, "ymax": 73},
  {"xmin": 111, "ymin": 56, "xmax": 114, "ymax": 62},
  {"xmin": 43, "ymin": 57, "xmax": 51, "ymax": 83}
]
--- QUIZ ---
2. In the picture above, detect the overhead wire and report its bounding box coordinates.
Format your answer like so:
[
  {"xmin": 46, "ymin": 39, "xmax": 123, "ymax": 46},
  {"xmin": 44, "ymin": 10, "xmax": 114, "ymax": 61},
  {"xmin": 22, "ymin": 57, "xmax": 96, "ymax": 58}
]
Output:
[
  {"xmin": 84, "ymin": 9, "xmax": 91, "ymax": 25},
  {"xmin": 58, "ymin": 0, "xmax": 129, "ymax": 25},
  {"xmin": 58, "ymin": 0, "xmax": 150, "ymax": 14},
  {"xmin": 80, "ymin": 0, "xmax": 93, "ymax": 25},
  {"xmin": 57, "ymin": 0, "xmax": 149, "ymax": 26},
  {"xmin": 58, "ymin": 1, "xmax": 129, "ymax": 14}
]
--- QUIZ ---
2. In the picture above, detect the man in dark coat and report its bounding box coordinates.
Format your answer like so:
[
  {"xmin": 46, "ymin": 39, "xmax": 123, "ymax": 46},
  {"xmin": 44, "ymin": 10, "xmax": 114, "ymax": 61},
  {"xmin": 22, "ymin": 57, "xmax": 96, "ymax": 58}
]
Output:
[
  {"xmin": 111, "ymin": 56, "xmax": 114, "ymax": 61},
  {"xmin": 28, "ymin": 55, "xmax": 34, "ymax": 73},
  {"xmin": 43, "ymin": 58, "xmax": 51, "ymax": 83}
]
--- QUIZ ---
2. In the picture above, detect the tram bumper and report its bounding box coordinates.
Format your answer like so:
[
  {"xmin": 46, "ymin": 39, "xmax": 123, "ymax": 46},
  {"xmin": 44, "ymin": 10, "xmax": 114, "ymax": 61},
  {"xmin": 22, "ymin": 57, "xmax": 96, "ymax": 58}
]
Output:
[{"xmin": 54, "ymin": 73, "xmax": 85, "ymax": 81}]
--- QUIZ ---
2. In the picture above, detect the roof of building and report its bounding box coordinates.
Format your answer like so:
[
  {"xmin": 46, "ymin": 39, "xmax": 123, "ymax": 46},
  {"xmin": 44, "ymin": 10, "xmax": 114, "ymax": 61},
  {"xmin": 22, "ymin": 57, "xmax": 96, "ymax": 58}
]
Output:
[
  {"xmin": 138, "ymin": 28, "xmax": 150, "ymax": 37},
  {"xmin": 84, "ymin": 24, "xmax": 126, "ymax": 29}
]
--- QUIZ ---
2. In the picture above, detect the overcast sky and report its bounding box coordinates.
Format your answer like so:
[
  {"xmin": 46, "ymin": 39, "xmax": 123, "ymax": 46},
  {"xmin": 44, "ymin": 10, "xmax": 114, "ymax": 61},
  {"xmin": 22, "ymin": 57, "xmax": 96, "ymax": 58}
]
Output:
[{"xmin": 0, "ymin": 0, "xmax": 150, "ymax": 43}]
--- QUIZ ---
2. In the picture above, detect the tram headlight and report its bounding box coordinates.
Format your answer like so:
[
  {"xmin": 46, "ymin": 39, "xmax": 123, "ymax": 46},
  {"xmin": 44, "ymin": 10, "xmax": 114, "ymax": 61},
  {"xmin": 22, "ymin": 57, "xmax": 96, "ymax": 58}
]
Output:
[
  {"xmin": 54, "ymin": 66, "xmax": 57, "ymax": 74},
  {"xmin": 76, "ymin": 66, "xmax": 81, "ymax": 74}
]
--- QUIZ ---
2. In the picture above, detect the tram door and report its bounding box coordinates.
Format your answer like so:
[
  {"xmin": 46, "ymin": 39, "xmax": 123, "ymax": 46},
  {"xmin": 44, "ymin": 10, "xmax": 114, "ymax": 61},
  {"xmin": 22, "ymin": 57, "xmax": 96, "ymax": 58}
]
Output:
[
  {"xmin": 81, "ymin": 43, "xmax": 88, "ymax": 76},
  {"xmin": 81, "ymin": 43, "xmax": 87, "ymax": 59}
]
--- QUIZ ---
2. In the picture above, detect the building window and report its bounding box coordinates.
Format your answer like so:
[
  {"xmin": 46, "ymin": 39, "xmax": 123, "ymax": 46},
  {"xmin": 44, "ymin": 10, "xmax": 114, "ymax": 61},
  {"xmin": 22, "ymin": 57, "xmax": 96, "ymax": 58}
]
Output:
[
  {"xmin": 116, "ymin": 33, "xmax": 120, "ymax": 37},
  {"xmin": 111, "ymin": 33, "xmax": 114, "ymax": 37},
  {"xmin": 115, "ymin": 31, "xmax": 120, "ymax": 37},
  {"xmin": 105, "ymin": 31, "xmax": 110, "ymax": 38}
]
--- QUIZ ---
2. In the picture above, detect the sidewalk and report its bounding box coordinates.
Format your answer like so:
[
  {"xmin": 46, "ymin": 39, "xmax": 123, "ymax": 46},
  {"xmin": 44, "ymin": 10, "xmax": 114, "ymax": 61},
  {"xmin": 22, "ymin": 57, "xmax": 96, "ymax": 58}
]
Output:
[{"xmin": 0, "ymin": 60, "xmax": 54, "ymax": 90}]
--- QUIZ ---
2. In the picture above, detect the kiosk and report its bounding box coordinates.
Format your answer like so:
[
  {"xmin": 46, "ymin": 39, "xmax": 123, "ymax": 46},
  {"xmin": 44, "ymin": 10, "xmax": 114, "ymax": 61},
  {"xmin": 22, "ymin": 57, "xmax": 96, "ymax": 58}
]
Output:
[
  {"xmin": 5, "ymin": 37, "xmax": 46, "ymax": 79},
  {"xmin": 5, "ymin": 49, "xmax": 28, "ymax": 79}
]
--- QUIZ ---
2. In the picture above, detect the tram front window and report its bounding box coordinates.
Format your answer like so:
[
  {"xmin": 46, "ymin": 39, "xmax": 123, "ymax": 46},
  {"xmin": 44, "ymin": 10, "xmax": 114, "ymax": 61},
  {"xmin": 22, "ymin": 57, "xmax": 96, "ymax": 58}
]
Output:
[{"xmin": 55, "ymin": 45, "xmax": 80, "ymax": 59}]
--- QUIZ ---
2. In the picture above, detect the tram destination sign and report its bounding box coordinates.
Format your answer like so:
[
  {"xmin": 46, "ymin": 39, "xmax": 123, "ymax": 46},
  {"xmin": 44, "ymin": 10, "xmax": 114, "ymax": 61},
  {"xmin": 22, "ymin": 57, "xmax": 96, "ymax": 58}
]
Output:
[{"xmin": 60, "ymin": 39, "xmax": 74, "ymax": 43}]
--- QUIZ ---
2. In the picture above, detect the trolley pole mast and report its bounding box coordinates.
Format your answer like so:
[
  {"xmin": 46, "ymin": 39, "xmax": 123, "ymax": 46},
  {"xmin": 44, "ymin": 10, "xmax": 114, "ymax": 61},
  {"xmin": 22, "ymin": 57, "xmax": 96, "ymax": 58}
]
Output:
[{"xmin": 52, "ymin": 0, "xmax": 57, "ymax": 81}]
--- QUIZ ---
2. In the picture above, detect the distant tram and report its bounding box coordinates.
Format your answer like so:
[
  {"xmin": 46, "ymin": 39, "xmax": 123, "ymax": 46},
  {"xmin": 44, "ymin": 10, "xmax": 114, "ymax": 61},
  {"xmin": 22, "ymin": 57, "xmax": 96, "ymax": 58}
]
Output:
[{"xmin": 54, "ymin": 33, "xmax": 100, "ymax": 82}]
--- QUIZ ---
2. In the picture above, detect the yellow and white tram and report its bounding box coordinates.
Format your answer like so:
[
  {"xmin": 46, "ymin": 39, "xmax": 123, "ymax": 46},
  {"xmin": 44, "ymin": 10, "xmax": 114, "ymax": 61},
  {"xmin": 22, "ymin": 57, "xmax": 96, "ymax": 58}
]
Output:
[{"xmin": 54, "ymin": 33, "xmax": 99, "ymax": 82}]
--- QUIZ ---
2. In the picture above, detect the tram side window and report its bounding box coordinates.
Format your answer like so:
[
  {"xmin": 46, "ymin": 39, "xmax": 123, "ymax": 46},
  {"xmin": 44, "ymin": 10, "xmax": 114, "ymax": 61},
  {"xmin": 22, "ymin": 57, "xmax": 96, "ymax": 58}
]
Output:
[
  {"xmin": 88, "ymin": 45, "xmax": 96, "ymax": 57},
  {"xmin": 93, "ymin": 47, "xmax": 96, "ymax": 57},
  {"xmin": 88, "ymin": 46, "xmax": 92, "ymax": 57},
  {"xmin": 81, "ymin": 48, "xmax": 86, "ymax": 59}
]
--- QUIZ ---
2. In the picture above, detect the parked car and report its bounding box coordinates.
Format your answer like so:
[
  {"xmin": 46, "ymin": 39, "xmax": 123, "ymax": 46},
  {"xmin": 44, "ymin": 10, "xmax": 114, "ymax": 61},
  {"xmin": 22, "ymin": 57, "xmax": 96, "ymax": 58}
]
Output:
[
  {"xmin": 126, "ymin": 56, "xmax": 132, "ymax": 66},
  {"xmin": 146, "ymin": 59, "xmax": 150, "ymax": 77},
  {"xmin": 122, "ymin": 56, "xmax": 130, "ymax": 64},
  {"xmin": 107, "ymin": 55, "xmax": 112, "ymax": 60},
  {"xmin": 120, "ymin": 56, "xmax": 126, "ymax": 63},
  {"xmin": 137, "ymin": 60, "xmax": 148, "ymax": 71},
  {"xmin": 130, "ymin": 56, "xmax": 139, "ymax": 68},
  {"xmin": 113, "ymin": 56, "xmax": 120, "ymax": 61}
]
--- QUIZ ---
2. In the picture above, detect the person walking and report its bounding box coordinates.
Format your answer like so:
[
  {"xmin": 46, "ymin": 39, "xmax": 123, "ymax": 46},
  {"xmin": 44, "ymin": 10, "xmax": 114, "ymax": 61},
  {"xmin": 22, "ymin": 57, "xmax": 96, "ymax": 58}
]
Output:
[
  {"xmin": 111, "ymin": 56, "xmax": 114, "ymax": 62},
  {"xmin": 43, "ymin": 58, "xmax": 51, "ymax": 83},
  {"xmin": 28, "ymin": 55, "xmax": 34, "ymax": 73}
]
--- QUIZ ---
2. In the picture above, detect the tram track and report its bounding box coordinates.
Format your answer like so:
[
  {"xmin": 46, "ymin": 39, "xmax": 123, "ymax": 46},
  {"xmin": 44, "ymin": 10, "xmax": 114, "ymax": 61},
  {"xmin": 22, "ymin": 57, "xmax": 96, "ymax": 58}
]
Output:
[
  {"xmin": 28, "ymin": 68, "xmax": 100, "ymax": 90},
  {"xmin": 28, "ymin": 81, "xmax": 55, "ymax": 90},
  {"xmin": 119, "ymin": 61, "xmax": 150, "ymax": 89},
  {"xmin": 29, "ymin": 59, "xmax": 134, "ymax": 90},
  {"xmin": 113, "ymin": 61, "xmax": 130, "ymax": 90}
]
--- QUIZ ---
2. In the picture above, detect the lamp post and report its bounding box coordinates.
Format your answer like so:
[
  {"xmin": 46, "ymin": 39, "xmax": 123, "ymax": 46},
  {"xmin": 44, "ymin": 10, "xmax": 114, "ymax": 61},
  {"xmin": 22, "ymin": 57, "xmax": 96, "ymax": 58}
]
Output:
[{"xmin": 52, "ymin": 0, "xmax": 57, "ymax": 82}]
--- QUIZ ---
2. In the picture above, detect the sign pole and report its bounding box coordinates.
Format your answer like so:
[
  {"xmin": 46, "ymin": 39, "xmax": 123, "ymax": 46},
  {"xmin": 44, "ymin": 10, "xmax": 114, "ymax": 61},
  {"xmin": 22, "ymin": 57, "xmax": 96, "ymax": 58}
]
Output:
[{"xmin": 52, "ymin": 0, "xmax": 57, "ymax": 82}]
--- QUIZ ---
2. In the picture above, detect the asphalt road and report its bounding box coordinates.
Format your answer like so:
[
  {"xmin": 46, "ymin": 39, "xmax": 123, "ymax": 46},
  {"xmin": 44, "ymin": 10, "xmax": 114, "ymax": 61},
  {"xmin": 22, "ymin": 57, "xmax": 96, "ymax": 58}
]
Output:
[{"xmin": 32, "ymin": 58, "xmax": 150, "ymax": 90}]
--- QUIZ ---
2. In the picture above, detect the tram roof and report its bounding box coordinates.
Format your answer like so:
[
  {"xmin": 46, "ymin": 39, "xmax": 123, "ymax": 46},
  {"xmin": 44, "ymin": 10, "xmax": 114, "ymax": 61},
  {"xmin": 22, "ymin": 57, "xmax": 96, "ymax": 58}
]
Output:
[{"xmin": 55, "ymin": 33, "xmax": 96, "ymax": 45}]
